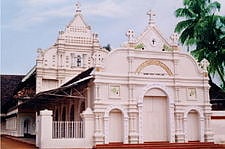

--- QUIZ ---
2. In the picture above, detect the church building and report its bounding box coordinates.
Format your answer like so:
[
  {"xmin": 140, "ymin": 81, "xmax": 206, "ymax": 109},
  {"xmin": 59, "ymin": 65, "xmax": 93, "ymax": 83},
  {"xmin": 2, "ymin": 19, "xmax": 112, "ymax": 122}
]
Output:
[{"xmin": 1, "ymin": 2, "xmax": 225, "ymax": 149}]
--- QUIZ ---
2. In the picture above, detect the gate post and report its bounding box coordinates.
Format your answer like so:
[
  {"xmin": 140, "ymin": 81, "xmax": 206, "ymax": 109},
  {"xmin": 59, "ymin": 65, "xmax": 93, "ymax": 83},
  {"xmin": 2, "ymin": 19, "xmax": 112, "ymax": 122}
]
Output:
[
  {"xmin": 39, "ymin": 109, "xmax": 53, "ymax": 148},
  {"xmin": 81, "ymin": 108, "xmax": 94, "ymax": 146}
]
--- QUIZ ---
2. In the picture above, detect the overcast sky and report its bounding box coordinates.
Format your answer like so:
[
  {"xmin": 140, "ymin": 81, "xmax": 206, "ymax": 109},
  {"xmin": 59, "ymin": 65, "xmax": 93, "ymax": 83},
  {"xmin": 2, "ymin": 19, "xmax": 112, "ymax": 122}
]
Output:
[{"xmin": 1, "ymin": 0, "xmax": 225, "ymax": 75}]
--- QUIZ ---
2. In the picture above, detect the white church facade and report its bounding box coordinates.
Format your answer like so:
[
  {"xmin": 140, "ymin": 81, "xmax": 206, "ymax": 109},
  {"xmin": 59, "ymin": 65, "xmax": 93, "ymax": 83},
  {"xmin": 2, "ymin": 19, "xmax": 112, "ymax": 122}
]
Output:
[{"xmin": 1, "ymin": 3, "xmax": 225, "ymax": 149}]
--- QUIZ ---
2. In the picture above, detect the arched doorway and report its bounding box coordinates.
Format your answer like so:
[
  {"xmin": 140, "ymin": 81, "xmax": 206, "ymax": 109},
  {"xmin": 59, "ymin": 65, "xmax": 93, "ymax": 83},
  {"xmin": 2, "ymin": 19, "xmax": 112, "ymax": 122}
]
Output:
[
  {"xmin": 109, "ymin": 109, "xmax": 123, "ymax": 143},
  {"xmin": 187, "ymin": 110, "xmax": 200, "ymax": 141},
  {"xmin": 143, "ymin": 88, "xmax": 168, "ymax": 142},
  {"xmin": 24, "ymin": 119, "xmax": 30, "ymax": 137}
]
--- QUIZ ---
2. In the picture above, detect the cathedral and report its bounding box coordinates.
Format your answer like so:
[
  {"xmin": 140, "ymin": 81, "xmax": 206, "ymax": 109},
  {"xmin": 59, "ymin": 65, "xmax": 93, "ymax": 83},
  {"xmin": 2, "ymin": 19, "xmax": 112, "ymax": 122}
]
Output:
[{"xmin": 1, "ymin": 2, "xmax": 225, "ymax": 149}]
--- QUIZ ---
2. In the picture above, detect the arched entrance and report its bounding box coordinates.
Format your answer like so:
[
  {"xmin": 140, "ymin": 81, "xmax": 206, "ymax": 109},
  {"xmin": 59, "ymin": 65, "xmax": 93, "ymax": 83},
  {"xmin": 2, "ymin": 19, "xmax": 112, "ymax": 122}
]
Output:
[
  {"xmin": 24, "ymin": 119, "xmax": 30, "ymax": 137},
  {"xmin": 187, "ymin": 110, "xmax": 200, "ymax": 141},
  {"xmin": 109, "ymin": 109, "xmax": 123, "ymax": 143},
  {"xmin": 143, "ymin": 88, "xmax": 168, "ymax": 142}
]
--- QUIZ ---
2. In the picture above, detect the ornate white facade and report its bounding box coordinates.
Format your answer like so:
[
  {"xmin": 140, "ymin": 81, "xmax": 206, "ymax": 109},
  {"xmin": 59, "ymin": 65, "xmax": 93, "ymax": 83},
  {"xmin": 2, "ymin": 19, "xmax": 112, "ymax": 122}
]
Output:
[
  {"xmin": 36, "ymin": 4, "xmax": 214, "ymax": 146},
  {"xmin": 3, "ymin": 3, "xmax": 225, "ymax": 149},
  {"xmin": 36, "ymin": 3, "xmax": 108, "ymax": 93}
]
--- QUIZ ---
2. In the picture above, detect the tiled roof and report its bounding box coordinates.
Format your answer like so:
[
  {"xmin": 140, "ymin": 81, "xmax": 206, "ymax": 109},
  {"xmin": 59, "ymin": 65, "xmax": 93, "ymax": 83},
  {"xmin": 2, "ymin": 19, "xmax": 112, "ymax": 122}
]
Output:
[{"xmin": 1, "ymin": 75, "xmax": 24, "ymax": 113}]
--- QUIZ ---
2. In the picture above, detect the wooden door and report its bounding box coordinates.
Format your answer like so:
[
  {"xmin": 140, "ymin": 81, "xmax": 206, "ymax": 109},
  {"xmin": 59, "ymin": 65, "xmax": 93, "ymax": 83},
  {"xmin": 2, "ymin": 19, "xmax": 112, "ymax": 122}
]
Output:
[{"xmin": 143, "ymin": 96, "xmax": 168, "ymax": 142}]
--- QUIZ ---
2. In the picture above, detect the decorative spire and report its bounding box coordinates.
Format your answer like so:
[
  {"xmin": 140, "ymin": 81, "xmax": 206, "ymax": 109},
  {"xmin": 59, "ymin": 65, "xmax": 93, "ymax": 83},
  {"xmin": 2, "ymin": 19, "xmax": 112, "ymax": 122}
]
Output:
[
  {"xmin": 170, "ymin": 33, "xmax": 179, "ymax": 46},
  {"xmin": 147, "ymin": 10, "xmax": 156, "ymax": 25},
  {"xmin": 75, "ymin": 1, "xmax": 81, "ymax": 14},
  {"xmin": 200, "ymin": 58, "xmax": 209, "ymax": 71},
  {"xmin": 126, "ymin": 29, "xmax": 135, "ymax": 43}
]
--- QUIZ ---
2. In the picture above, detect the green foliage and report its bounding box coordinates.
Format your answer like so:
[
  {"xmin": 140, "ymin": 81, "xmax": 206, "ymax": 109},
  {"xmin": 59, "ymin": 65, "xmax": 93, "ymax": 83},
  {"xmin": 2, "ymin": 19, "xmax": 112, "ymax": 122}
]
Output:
[
  {"xmin": 175, "ymin": 0, "xmax": 225, "ymax": 90},
  {"xmin": 163, "ymin": 44, "xmax": 175, "ymax": 51},
  {"xmin": 135, "ymin": 43, "xmax": 145, "ymax": 49}
]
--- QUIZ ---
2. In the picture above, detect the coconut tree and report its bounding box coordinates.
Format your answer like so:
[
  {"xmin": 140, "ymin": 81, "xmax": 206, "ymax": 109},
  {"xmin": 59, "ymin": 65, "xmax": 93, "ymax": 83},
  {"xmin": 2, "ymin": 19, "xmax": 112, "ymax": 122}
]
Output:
[
  {"xmin": 174, "ymin": 0, "xmax": 225, "ymax": 89},
  {"xmin": 192, "ymin": 15, "xmax": 225, "ymax": 88},
  {"xmin": 175, "ymin": 0, "xmax": 221, "ymax": 46}
]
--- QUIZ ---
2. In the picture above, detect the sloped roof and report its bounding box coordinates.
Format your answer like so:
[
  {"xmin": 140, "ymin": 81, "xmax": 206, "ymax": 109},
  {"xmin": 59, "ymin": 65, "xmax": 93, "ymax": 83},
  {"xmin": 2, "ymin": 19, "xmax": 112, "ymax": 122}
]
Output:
[
  {"xmin": 18, "ymin": 67, "xmax": 94, "ymax": 111},
  {"xmin": 1, "ymin": 75, "xmax": 24, "ymax": 113}
]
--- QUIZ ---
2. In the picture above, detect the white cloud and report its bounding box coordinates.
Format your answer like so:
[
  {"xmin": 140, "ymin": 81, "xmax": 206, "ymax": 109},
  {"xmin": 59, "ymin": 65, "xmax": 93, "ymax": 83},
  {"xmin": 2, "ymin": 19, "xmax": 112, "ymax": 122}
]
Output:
[
  {"xmin": 21, "ymin": 0, "xmax": 67, "ymax": 7},
  {"xmin": 6, "ymin": 1, "xmax": 73, "ymax": 30},
  {"xmin": 83, "ymin": 0, "xmax": 130, "ymax": 18}
]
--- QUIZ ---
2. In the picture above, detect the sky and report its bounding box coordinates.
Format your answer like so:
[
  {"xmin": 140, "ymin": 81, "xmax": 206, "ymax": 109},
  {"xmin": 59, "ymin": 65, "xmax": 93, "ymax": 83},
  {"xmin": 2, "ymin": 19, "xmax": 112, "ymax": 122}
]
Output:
[{"xmin": 1, "ymin": 0, "xmax": 225, "ymax": 75}]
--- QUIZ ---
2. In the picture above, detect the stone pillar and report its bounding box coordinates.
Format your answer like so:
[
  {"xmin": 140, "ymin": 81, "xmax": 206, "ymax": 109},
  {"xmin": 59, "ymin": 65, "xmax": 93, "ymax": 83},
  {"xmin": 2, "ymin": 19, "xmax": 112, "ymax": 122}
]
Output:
[
  {"xmin": 200, "ymin": 117, "xmax": 205, "ymax": 142},
  {"xmin": 204, "ymin": 113, "xmax": 214, "ymax": 142},
  {"xmin": 128, "ymin": 113, "xmax": 139, "ymax": 144},
  {"xmin": 87, "ymin": 87, "xmax": 91, "ymax": 108},
  {"xmin": 39, "ymin": 109, "xmax": 53, "ymax": 149},
  {"xmin": 104, "ymin": 116, "xmax": 109, "ymax": 144},
  {"xmin": 169, "ymin": 103, "xmax": 175, "ymax": 143},
  {"xmin": 35, "ymin": 113, "xmax": 40, "ymax": 147},
  {"xmin": 81, "ymin": 108, "xmax": 94, "ymax": 146},
  {"xmin": 183, "ymin": 117, "xmax": 188, "ymax": 142},
  {"xmin": 94, "ymin": 113, "xmax": 104, "ymax": 145},
  {"xmin": 138, "ymin": 103, "xmax": 144, "ymax": 143},
  {"xmin": 175, "ymin": 113, "xmax": 185, "ymax": 142},
  {"xmin": 124, "ymin": 116, "xmax": 129, "ymax": 144}
]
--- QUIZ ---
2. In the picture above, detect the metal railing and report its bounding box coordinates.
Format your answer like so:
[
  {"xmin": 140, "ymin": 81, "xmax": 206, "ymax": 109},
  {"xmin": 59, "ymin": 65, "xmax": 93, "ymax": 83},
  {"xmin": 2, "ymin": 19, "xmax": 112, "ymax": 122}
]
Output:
[{"xmin": 52, "ymin": 121, "xmax": 84, "ymax": 138}]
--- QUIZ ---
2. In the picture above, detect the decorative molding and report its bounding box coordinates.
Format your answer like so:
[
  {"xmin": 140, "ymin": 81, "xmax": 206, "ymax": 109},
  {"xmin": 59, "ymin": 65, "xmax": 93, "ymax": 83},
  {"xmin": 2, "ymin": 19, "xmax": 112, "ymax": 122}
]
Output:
[{"xmin": 135, "ymin": 59, "xmax": 173, "ymax": 76}]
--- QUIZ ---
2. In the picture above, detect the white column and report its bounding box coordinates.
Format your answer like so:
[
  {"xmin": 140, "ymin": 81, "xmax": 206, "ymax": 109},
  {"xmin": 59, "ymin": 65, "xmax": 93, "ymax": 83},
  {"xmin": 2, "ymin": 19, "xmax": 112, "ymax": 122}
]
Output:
[
  {"xmin": 169, "ymin": 103, "xmax": 175, "ymax": 143},
  {"xmin": 183, "ymin": 117, "xmax": 188, "ymax": 142},
  {"xmin": 138, "ymin": 103, "xmax": 143, "ymax": 143},
  {"xmin": 35, "ymin": 113, "xmax": 40, "ymax": 147},
  {"xmin": 39, "ymin": 109, "xmax": 53, "ymax": 149},
  {"xmin": 81, "ymin": 107, "xmax": 94, "ymax": 146},
  {"xmin": 124, "ymin": 116, "xmax": 129, "ymax": 144},
  {"xmin": 200, "ymin": 117, "xmax": 205, "ymax": 142},
  {"xmin": 104, "ymin": 116, "xmax": 109, "ymax": 144}
]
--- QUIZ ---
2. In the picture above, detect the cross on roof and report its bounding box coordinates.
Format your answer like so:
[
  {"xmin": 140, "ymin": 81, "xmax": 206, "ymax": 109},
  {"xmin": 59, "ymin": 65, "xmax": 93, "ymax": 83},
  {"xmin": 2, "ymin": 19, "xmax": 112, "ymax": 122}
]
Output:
[
  {"xmin": 147, "ymin": 10, "xmax": 156, "ymax": 25},
  {"xmin": 75, "ymin": 2, "xmax": 81, "ymax": 13}
]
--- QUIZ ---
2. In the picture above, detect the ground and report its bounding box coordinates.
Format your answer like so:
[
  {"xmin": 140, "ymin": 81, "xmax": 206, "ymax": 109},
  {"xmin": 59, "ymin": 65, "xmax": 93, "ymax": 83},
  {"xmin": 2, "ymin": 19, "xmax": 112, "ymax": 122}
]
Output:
[{"xmin": 1, "ymin": 135, "xmax": 37, "ymax": 149}]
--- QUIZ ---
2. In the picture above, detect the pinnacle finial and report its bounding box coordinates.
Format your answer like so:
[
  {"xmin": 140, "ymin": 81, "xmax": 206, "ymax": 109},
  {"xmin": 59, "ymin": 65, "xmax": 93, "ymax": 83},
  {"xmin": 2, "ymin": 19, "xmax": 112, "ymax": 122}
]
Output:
[
  {"xmin": 75, "ymin": 2, "xmax": 81, "ymax": 13},
  {"xmin": 171, "ymin": 33, "xmax": 179, "ymax": 46},
  {"xmin": 147, "ymin": 10, "xmax": 156, "ymax": 25},
  {"xmin": 126, "ymin": 29, "xmax": 135, "ymax": 43}
]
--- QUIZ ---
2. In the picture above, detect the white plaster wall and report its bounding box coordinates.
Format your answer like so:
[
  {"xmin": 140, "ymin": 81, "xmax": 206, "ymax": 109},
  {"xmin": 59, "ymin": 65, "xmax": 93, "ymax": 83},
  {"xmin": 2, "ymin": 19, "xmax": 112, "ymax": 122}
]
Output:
[
  {"xmin": 176, "ymin": 53, "xmax": 202, "ymax": 78},
  {"xmin": 104, "ymin": 49, "xmax": 129, "ymax": 74},
  {"xmin": 211, "ymin": 111, "xmax": 225, "ymax": 144}
]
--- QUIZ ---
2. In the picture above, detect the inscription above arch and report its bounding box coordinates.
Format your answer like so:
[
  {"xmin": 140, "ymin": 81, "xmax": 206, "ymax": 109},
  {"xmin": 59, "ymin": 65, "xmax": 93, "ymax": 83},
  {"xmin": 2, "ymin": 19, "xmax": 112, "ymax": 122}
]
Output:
[{"xmin": 135, "ymin": 59, "xmax": 173, "ymax": 76}]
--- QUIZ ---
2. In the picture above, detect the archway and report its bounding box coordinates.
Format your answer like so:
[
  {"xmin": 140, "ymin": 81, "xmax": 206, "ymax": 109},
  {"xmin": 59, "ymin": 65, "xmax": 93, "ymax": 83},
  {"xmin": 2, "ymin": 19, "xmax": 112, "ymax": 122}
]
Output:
[
  {"xmin": 109, "ymin": 109, "xmax": 123, "ymax": 143},
  {"xmin": 24, "ymin": 119, "xmax": 30, "ymax": 137},
  {"xmin": 187, "ymin": 110, "xmax": 200, "ymax": 141},
  {"xmin": 142, "ymin": 88, "xmax": 168, "ymax": 142}
]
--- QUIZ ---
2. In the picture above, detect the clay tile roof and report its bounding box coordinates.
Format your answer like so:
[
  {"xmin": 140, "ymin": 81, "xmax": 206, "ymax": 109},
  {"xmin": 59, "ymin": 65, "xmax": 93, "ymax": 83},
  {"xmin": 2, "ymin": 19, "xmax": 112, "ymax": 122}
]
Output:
[{"xmin": 1, "ymin": 75, "xmax": 24, "ymax": 113}]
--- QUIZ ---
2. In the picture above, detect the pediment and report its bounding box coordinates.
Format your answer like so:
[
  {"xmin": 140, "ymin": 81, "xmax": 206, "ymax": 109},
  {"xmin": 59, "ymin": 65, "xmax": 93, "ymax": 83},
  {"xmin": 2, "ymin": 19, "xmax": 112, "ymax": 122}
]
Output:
[{"xmin": 136, "ymin": 25, "xmax": 170, "ymax": 51}]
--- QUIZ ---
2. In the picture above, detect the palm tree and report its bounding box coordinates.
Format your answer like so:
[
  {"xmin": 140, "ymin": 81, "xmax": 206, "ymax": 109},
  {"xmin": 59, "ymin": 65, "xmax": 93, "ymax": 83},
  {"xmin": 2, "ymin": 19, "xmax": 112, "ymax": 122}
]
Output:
[{"xmin": 174, "ymin": 0, "xmax": 225, "ymax": 90}]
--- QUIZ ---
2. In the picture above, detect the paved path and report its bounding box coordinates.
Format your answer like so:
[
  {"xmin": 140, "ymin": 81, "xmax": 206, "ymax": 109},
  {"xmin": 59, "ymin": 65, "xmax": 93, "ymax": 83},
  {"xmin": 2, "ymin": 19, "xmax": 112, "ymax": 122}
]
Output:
[{"xmin": 1, "ymin": 136, "xmax": 38, "ymax": 149}]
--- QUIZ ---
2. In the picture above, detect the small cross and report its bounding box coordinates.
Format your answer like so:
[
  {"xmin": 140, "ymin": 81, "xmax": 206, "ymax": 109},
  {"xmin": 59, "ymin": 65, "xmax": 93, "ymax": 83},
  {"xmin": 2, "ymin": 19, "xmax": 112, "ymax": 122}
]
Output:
[
  {"xmin": 147, "ymin": 10, "xmax": 156, "ymax": 25},
  {"xmin": 75, "ymin": 2, "xmax": 81, "ymax": 13},
  {"xmin": 126, "ymin": 29, "xmax": 135, "ymax": 43},
  {"xmin": 152, "ymin": 39, "xmax": 156, "ymax": 45}
]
